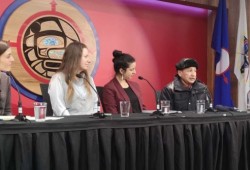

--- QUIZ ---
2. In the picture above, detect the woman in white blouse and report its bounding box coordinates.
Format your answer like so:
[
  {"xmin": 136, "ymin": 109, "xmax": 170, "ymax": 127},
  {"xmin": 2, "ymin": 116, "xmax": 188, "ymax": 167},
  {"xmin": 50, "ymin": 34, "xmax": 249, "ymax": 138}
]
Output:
[{"xmin": 48, "ymin": 41, "xmax": 98, "ymax": 116}]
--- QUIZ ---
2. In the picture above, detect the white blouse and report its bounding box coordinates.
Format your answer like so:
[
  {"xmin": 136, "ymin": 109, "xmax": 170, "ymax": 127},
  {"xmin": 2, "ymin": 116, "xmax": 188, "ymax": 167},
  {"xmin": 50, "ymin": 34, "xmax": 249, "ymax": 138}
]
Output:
[{"xmin": 48, "ymin": 72, "xmax": 98, "ymax": 116}]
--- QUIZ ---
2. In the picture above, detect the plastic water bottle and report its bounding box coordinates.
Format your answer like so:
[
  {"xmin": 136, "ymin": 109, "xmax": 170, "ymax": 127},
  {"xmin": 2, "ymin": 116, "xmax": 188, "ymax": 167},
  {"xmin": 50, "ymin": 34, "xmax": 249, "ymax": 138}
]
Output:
[{"xmin": 247, "ymin": 90, "xmax": 250, "ymax": 113}]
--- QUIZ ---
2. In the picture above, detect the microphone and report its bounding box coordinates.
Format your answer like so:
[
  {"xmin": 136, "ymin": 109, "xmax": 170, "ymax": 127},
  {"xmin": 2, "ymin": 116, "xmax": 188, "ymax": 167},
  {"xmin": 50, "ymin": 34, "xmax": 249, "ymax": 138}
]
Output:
[
  {"xmin": 76, "ymin": 72, "xmax": 106, "ymax": 118},
  {"xmin": 138, "ymin": 76, "xmax": 163, "ymax": 116},
  {"xmin": 6, "ymin": 72, "xmax": 29, "ymax": 121},
  {"xmin": 204, "ymin": 87, "xmax": 216, "ymax": 112}
]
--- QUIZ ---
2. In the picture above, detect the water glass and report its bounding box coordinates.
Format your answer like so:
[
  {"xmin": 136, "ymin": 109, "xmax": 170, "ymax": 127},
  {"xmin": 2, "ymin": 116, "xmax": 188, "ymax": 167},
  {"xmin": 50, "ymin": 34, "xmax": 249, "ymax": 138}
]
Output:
[
  {"xmin": 120, "ymin": 101, "xmax": 130, "ymax": 117},
  {"xmin": 34, "ymin": 102, "xmax": 47, "ymax": 122},
  {"xmin": 161, "ymin": 100, "xmax": 170, "ymax": 114},
  {"xmin": 196, "ymin": 100, "xmax": 205, "ymax": 114}
]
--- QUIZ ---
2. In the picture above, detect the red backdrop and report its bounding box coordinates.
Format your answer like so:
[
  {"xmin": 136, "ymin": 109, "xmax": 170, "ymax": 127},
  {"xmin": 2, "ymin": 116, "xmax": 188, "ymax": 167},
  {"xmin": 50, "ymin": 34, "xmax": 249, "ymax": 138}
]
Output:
[{"xmin": 0, "ymin": 0, "xmax": 208, "ymax": 115}]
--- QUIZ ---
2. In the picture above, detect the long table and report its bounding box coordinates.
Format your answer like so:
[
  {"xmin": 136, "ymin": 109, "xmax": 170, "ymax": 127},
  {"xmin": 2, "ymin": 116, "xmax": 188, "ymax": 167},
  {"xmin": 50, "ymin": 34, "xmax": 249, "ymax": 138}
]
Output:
[{"xmin": 0, "ymin": 111, "xmax": 250, "ymax": 170}]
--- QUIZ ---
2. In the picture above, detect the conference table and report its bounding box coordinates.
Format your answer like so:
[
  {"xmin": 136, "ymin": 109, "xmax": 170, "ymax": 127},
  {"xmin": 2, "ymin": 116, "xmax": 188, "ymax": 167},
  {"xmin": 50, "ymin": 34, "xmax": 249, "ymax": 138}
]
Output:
[{"xmin": 0, "ymin": 111, "xmax": 250, "ymax": 170}]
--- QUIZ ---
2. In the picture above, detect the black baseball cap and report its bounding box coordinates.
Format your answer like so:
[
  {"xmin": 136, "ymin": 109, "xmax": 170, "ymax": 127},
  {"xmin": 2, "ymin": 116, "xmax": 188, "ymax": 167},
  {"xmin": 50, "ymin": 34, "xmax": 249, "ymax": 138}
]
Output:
[{"xmin": 175, "ymin": 58, "xmax": 198, "ymax": 70}]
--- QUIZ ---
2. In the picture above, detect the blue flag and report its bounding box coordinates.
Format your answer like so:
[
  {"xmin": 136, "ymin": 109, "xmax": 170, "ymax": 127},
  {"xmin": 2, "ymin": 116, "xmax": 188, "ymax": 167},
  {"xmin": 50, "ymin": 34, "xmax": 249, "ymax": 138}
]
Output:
[{"xmin": 211, "ymin": 0, "xmax": 233, "ymax": 107}]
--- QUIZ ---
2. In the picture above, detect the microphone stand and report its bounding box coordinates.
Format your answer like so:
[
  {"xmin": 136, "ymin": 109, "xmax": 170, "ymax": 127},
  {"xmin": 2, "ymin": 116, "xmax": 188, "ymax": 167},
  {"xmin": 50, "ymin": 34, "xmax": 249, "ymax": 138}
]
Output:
[
  {"xmin": 7, "ymin": 72, "xmax": 29, "ymax": 122},
  {"xmin": 204, "ymin": 87, "xmax": 217, "ymax": 112},
  {"xmin": 151, "ymin": 106, "xmax": 164, "ymax": 116},
  {"xmin": 92, "ymin": 100, "xmax": 106, "ymax": 118},
  {"xmin": 76, "ymin": 73, "xmax": 106, "ymax": 118},
  {"xmin": 138, "ymin": 76, "xmax": 163, "ymax": 116}
]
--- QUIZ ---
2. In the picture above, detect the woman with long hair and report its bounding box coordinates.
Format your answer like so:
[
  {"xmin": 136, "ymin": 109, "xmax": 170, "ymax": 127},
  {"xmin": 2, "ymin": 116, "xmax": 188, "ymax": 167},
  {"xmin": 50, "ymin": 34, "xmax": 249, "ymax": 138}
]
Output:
[
  {"xmin": 49, "ymin": 41, "xmax": 98, "ymax": 116},
  {"xmin": 0, "ymin": 40, "xmax": 14, "ymax": 115}
]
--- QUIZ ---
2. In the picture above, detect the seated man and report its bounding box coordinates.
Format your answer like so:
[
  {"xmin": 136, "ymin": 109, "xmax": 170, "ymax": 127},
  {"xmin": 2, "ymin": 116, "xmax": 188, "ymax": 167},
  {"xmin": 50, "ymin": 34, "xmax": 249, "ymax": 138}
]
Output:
[{"xmin": 160, "ymin": 58, "xmax": 211, "ymax": 111}]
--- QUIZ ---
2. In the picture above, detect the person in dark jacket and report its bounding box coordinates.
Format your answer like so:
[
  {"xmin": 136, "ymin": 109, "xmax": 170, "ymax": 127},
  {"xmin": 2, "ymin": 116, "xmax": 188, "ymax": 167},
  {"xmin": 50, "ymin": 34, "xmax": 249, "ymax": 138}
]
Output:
[
  {"xmin": 0, "ymin": 40, "xmax": 14, "ymax": 115},
  {"xmin": 160, "ymin": 58, "xmax": 211, "ymax": 111},
  {"xmin": 102, "ymin": 50, "xmax": 144, "ymax": 114}
]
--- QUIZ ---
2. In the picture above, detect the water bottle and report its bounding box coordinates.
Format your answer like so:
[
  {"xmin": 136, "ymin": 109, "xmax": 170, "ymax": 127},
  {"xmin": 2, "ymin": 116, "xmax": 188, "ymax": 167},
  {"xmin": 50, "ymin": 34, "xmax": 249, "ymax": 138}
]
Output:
[{"xmin": 247, "ymin": 90, "xmax": 250, "ymax": 113}]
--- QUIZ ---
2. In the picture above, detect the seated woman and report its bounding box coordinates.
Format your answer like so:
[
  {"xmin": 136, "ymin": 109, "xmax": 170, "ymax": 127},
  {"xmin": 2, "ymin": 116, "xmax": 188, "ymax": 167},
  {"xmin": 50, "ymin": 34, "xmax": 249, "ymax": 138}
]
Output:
[
  {"xmin": 48, "ymin": 41, "xmax": 98, "ymax": 116},
  {"xmin": 0, "ymin": 40, "xmax": 14, "ymax": 115},
  {"xmin": 102, "ymin": 50, "xmax": 144, "ymax": 114}
]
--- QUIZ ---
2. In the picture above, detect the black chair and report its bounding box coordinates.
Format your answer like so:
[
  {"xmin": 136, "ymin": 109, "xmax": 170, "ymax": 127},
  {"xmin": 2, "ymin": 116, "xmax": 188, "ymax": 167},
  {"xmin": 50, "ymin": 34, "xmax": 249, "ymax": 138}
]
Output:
[{"xmin": 40, "ymin": 83, "xmax": 53, "ymax": 116}]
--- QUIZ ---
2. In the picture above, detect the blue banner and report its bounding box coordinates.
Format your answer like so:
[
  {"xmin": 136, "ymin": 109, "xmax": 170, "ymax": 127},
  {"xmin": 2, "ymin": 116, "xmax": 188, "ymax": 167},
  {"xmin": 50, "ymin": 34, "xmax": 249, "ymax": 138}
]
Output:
[{"xmin": 211, "ymin": 0, "xmax": 233, "ymax": 107}]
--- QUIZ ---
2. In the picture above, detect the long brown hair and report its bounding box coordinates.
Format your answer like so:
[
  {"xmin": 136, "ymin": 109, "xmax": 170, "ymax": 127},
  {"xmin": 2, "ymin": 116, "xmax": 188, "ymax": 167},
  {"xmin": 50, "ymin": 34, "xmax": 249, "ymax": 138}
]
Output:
[
  {"xmin": 0, "ymin": 40, "xmax": 10, "ymax": 56},
  {"xmin": 58, "ymin": 41, "xmax": 91, "ymax": 102}
]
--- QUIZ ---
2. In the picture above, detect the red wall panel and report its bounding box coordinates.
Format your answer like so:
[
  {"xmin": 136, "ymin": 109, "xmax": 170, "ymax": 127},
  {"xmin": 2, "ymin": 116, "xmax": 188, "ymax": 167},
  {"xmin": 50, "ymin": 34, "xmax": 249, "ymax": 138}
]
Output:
[{"xmin": 2, "ymin": 0, "xmax": 208, "ymax": 114}]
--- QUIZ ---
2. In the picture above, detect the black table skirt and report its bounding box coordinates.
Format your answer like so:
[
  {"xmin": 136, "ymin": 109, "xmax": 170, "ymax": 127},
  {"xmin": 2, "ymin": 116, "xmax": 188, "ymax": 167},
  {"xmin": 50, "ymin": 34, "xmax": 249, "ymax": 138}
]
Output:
[{"xmin": 0, "ymin": 112, "xmax": 250, "ymax": 170}]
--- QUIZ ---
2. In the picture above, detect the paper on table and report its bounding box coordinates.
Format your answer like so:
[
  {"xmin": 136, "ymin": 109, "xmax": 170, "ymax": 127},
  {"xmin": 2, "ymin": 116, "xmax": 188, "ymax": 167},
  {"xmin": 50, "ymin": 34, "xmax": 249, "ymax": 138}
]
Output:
[
  {"xmin": 0, "ymin": 116, "xmax": 64, "ymax": 121},
  {"xmin": 142, "ymin": 110, "xmax": 180, "ymax": 114},
  {"xmin": 0, "ymin": 116, "xmax": 15, "ymax": 121},
  {"xmin": 26, "ymin": 116, "xmax": 64, "ymax": 121},
  {"xmin": 45, "ymin": 116, "xmax": 64, "ymax": 120},
  {"xmin": 142, "ymin": 110, "xmax": 156, "ymax": 114}
]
